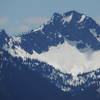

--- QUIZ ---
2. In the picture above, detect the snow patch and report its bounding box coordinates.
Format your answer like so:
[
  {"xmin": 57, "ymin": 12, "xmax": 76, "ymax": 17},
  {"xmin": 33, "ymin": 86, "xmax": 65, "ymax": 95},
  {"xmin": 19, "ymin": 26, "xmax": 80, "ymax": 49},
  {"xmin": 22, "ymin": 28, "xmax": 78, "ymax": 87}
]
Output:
[
  {"xmin": 12, "ymin": 36, "xmax": 21, "ymax": 43},
  {"xmin": 34, "ymin": 25, "xmax": 44, "ymax": 32},
  {"xmin": 62, "ymin": 14, "xmax": 73, "ymax": 23},
  {"xmin": 58, "ymin": 34, "xmax": 62, "ymax": 38},
  {"xmin": 90, "ymin": 28, "xmax": 100, "ymax": 42},
  {"xmin": 78, "ymin": 15, "xmax": 86, "ymax": 23}
]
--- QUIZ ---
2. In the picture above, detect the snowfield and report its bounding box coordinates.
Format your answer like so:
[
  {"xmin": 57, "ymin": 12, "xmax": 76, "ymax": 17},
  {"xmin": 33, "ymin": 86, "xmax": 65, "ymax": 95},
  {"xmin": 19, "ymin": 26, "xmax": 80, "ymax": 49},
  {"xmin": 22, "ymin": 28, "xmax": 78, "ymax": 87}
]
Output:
[{"xmin": 8, "ymin": 40, "xmax": 100, "ymax": 76}]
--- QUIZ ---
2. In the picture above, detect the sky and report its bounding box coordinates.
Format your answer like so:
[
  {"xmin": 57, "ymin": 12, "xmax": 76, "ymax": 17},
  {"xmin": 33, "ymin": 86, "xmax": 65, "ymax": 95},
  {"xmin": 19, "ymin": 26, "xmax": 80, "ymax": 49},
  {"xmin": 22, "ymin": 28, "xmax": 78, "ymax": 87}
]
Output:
[{"xmin": 0, "ymin": 0, "xmax": 100, "ymax": 35}]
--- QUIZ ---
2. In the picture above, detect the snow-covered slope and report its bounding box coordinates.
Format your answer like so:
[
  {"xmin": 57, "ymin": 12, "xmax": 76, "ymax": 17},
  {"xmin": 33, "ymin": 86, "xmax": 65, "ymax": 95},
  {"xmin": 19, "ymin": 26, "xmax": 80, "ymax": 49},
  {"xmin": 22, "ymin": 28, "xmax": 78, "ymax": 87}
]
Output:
[
  {"xmin": 0, "ymin": 11, "xmax": 100, "ymax": 95},
  {"xmin": 4, "ymin": 11, "xmax": 100, "ymax": 76},
  {"xmin": 7, "ymin": 40, "xmax": 100, "ymax": 76}
]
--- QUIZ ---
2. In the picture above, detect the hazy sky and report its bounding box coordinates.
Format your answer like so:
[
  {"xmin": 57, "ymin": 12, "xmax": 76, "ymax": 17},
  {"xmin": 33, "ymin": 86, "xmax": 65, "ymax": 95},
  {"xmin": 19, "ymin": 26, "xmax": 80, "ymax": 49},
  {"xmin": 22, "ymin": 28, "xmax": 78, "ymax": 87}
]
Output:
[{"xmin": 0, "ymin": 0, "xmax": 100, "ymax": 35}]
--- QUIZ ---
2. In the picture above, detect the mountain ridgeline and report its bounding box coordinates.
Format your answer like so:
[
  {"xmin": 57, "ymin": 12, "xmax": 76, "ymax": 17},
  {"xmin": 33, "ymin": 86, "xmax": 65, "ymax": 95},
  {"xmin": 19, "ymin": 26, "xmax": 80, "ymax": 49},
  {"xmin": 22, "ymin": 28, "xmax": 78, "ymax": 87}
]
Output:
[{"xmin": 20, "ymin": 11, "xmax": 100, "ymax": 54}]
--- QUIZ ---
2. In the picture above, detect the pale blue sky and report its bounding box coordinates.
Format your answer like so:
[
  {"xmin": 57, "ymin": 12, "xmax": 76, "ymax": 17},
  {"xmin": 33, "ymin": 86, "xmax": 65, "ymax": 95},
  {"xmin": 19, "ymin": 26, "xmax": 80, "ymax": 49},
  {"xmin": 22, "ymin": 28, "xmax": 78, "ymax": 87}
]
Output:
[{"xmin": 0, "ymin": 0, "xmax": 100, "ymax": 35}]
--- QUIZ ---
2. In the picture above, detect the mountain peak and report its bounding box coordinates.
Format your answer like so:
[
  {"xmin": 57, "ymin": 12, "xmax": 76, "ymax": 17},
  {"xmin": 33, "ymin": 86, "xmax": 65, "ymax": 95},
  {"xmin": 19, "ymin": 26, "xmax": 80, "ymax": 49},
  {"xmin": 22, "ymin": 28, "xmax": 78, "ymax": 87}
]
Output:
[
  {"xmin": 0, "ymin": 29, "xmax": 9, "ymax": 48},
  {"xmin": 50, "ymin": 12, "xmax": 62, "ymax": 23},
  {"xmin": 48, "ymin": 10, "xmax": 88, "ymax": 25},
  {"xmin": 0, "ymin": 29, "xmax": 6, "ymax": 35},
  {"xmin": 64, "ymin": 10, "xmax": 81, "ymax": 16},
  {"xmin": 14, "ymin": 11, "xmax": 100, "ymax": 54},
  {"xmin": 63, "ymin": 11, "xmax": 87, "ymax": 24}
]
